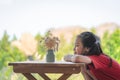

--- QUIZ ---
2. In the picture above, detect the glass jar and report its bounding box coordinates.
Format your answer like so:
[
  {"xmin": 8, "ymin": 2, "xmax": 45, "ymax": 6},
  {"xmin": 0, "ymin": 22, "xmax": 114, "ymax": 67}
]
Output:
[{"xmin": 46, "ymin": 49, "xmax": 55, "ymax": 62}]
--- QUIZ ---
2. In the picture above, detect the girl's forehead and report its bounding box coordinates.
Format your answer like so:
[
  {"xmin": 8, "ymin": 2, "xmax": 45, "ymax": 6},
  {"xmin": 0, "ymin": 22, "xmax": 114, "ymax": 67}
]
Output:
[{"xmin": 75, "ymin": 38, "xmax": 82, "ymax": 44}]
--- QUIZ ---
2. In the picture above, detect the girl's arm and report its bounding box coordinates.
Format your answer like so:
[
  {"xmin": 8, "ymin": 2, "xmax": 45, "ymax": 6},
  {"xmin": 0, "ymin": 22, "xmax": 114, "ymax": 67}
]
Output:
[
  {"xmin": 64, "ymin": 54, "xmax": 91, "ymax": 64},
  {"xmin": 64, "ymin": 54, "xmax": 97, "ymax": 80}
]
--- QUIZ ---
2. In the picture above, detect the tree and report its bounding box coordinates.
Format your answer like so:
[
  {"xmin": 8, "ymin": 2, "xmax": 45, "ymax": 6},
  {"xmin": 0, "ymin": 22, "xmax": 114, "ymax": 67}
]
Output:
[{"xmin": 102, "ymin": 29, "xmax": 120, "ymax": 62}]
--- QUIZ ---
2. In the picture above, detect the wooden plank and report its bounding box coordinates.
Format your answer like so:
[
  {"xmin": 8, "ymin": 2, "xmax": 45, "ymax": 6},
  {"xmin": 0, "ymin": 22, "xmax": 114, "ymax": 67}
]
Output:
[
  {"xmin": 8, "ymin": 61, "xmax": 84, "ymax": 67},
  {"xmin": 13, "ymin": 66, "xmax": 81, "ymax": 73},
  {"xmin": 58, "ymin": 74, "xmax": 72, "ymax": 80},
  {"xmin": 38, "ymin": 73, "xmax": 51, "ymax": 80},
  {"xmin": 22, "ymin": 73, "xmax": 37, "ymax": 80}
]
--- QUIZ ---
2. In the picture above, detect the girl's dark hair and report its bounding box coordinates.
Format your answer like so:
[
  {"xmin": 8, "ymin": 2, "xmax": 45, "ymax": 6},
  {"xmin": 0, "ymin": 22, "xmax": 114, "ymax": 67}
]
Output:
[
  {"xmin": 77, "ymin": 31, "xmax": 103, "ymax": 56},
  {"xmin": 77, "ymin": 31, "xmax": 112, "ymax": 67}
]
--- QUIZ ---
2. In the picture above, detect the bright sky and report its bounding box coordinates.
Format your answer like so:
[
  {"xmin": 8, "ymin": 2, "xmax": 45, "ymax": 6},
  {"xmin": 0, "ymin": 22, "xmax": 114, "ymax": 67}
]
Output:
[{"xmin": 0, "ymin": 0, "xmax": 120, "ymax": 39}]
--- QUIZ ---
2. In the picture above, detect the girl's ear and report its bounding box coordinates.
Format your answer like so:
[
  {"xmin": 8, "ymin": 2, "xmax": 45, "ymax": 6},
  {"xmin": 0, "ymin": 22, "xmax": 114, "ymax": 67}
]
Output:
[{"xmin": 84, "ymin": 47, "xmax": 90, "ymax": 52}]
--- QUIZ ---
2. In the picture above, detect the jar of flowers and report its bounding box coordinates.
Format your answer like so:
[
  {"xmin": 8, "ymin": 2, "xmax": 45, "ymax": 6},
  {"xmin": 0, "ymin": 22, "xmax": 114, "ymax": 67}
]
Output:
[{"xmin": 40, "ymin": 31, "xmax": 60, "ymax": 62}]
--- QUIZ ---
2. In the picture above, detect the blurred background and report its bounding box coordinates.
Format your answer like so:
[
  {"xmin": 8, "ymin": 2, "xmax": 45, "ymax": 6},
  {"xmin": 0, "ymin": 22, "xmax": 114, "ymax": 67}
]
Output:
[{"xmin": 0, "ymin": 0, "xmax": 120, "ymax": 80}]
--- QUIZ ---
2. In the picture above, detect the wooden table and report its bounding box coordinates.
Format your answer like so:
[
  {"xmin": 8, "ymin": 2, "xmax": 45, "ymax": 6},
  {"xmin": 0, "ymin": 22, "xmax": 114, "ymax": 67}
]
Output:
[{"xmin": 9, "ymin": 61, "xmax": 84, "ymax": 80}]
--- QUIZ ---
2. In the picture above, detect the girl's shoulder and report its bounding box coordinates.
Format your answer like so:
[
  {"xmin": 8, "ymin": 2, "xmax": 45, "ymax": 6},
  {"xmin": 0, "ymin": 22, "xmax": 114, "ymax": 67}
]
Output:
[
  {"xmin": 88, "ymin": 53, "xmax": 107, "ymax": 59},
  {"xmin": 88, "ymin": 53, "xmax": 120, "ymax": 68},
  {"xmin": 88, "ymin": 54, "xmax": 111, "ymax": 68}
]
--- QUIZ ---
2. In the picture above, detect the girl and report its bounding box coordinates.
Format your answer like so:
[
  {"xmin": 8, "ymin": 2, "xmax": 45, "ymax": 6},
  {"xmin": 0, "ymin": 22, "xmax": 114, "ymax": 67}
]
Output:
[{"xmin": 64, "ymin": 31, "xmax": 120, "ymax": 80}]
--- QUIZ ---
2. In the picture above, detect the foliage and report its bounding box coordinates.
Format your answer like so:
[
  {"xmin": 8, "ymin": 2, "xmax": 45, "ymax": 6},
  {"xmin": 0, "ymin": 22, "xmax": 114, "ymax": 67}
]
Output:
[
  {"xmin": 0, "ymin": 31, "xmax": 26, "ymax": 80},
  {"xmin": 35, "ymin": 33, "xmax": 46, "ymax": 59},
  {"xmin": 101, "ymin": 29, "xmax": 120, "ymax": 62}
]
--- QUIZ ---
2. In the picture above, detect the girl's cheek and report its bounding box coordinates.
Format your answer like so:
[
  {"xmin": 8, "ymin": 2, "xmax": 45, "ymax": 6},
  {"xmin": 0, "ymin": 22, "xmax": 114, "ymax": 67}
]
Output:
[
  {"xmin": 76, "ymin": 48, "xmax": 82, "ymax": 55},
  {"xmin": 77, "ymin": 51, "xmax": 82, "ymax": 55}
]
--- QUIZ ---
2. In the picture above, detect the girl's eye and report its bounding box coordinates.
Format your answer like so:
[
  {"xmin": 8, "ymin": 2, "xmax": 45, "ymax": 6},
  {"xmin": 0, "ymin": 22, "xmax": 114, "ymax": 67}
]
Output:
[{"xmin": 75, "ymin": 45, "xmax": 79, "ymax": 47}]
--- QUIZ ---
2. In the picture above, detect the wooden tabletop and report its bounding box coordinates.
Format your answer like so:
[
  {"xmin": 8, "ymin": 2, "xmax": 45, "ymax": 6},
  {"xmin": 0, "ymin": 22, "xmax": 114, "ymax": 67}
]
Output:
[{"xmin": 9, "ymin": 61, "xmax": 84, "ymax": 67}]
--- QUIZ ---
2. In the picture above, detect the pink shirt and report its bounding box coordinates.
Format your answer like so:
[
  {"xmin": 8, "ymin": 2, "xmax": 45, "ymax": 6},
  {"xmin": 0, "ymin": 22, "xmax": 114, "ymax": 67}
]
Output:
[{"xmin": 88, "ymin": 54, "xmax": 120, "ymax": 80}]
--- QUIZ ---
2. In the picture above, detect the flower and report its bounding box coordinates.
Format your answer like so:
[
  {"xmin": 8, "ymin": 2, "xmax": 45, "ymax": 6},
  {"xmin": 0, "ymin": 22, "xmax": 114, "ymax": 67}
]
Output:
[{"xmin": 40, "ymin": 30, "xmax": 60, "ymax": 51}]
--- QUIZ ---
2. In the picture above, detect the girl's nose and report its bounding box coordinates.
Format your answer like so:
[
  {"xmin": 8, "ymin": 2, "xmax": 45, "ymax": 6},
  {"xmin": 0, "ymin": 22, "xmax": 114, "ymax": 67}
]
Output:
[
  {"xmin": 73, "ymin": 47, "xmax": 75, "ymax": 51},
  {"xmin": 73, "ymin": 47, "xmax": 77, "ymax": 54}
]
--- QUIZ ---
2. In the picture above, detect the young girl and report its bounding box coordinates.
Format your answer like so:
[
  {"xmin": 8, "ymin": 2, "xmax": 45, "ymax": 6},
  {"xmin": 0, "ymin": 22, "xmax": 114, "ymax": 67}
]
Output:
[{"xmin": 64, "ymin": 31, "xmax": 120, "ymax": 80}]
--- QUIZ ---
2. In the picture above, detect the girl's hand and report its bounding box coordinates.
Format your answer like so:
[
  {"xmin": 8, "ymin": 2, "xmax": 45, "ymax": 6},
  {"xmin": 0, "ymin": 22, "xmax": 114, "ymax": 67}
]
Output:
[{"xmin": 64, "ymin": 54, "xmax": 73, "ymax": 62}]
